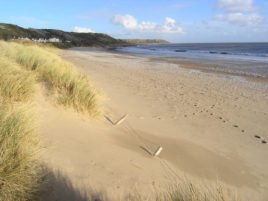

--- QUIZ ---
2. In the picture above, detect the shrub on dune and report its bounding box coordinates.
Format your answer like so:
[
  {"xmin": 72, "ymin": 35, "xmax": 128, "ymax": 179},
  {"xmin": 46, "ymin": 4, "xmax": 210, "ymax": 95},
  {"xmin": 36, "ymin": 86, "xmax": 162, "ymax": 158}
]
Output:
[
  {"xmin": 0, "ymin": 57, "xmax": 35, "ymax": 103},
  {"xmin": 157, "ymin": 179, "xmax": 238, "ymax": 201},
  {"xmin": 39, "ymin": 59, "xmax": 101, "ymax": 117},
  {"xmin": 0, "ymin": 41, "xmax": 102, "ymax": 117},
  {"xmin": 0, "ymin": 105, "xmax": 41, "ymax": 201},
  {"xmin": 0, "ymin": 41, "xmax": 101, "ymax": 201}
]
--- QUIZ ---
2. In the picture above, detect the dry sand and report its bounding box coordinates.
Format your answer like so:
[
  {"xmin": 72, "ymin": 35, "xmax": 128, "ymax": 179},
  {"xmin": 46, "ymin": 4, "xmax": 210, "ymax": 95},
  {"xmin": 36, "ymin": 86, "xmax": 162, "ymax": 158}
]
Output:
[{"xmin": 38, "ymin": 48, "xmax": 268, "ymax": 201}]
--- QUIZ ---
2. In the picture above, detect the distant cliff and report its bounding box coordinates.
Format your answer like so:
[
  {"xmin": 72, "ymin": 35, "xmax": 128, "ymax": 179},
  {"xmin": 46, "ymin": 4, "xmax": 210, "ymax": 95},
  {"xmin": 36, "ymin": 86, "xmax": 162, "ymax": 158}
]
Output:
[
  {"xmin": 0, "ymin": 23, "xmax": 126, "ymax": 48},
  {"xmin": 123, "ymin": 39, "xmax": 169, "ymax": 45}
]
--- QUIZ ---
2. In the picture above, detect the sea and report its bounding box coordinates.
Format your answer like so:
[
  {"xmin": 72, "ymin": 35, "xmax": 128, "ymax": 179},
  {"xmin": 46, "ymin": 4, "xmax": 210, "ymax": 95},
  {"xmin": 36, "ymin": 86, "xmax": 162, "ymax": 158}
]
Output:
[{"xmin": 114, "ymin": 43, "xmax": 268, "ymax": 79}]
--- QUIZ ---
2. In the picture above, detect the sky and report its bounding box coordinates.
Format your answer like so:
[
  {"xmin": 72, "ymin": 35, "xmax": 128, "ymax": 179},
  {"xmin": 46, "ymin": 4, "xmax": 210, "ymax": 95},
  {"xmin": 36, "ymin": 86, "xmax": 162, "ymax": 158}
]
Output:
[{"xmin": 0, "ymin": 0, "xmax": 268, "ymax": 42}]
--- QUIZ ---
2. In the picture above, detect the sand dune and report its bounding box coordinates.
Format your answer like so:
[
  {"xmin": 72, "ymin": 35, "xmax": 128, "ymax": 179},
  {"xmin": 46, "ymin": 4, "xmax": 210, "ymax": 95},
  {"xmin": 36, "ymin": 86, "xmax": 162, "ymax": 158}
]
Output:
[{"xmin": 39, "ymin": 48, "xmax": 268, "ymax": 200}]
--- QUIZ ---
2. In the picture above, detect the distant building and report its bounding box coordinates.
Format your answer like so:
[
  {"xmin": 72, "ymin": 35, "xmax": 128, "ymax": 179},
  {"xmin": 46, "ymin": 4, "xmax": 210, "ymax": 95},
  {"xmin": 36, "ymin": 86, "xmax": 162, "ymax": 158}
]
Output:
[
  {"xmin": 14, "ymin": 37, "xmax": 62, "ymax": 43},
  {"xmin": 48, "ymin": 37, "xmax": 61, "ymax": 43},
  {"xmin": 18, "ymin": 37, "xmax": 31, "ymax": 41}
]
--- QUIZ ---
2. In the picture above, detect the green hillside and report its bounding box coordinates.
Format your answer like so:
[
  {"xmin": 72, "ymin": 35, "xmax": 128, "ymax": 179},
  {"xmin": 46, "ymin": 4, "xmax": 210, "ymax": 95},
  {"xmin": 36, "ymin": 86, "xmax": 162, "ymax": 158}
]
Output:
[
  {"xmin": 123, "ymin": 39, "xmax": 169, "ymax": 45},
  {"xmin": 0, "ymin": 23, "xmax": 126, "ymax": 47}
]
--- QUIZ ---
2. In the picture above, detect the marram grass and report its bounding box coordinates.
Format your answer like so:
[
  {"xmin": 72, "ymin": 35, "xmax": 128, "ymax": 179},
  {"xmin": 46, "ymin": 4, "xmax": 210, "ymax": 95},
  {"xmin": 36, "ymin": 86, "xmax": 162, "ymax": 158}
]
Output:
[
  {"xmin": 0, "ymin": 41, "xmax": 102, "ymax": 117},
  {"xmin": 0, "ymin": 105, "xmax": 41, "ymax": 201},
  {"xmin": 0, "ymin": 40, "xmax": 101, "ymax": 200},
  {"xmin": 157, "ymin": 178, "xmax": 238, "ymax": 201},
  {"xmin": 0, "ymin": 56, "xmax": 35, "ymax": 103}
]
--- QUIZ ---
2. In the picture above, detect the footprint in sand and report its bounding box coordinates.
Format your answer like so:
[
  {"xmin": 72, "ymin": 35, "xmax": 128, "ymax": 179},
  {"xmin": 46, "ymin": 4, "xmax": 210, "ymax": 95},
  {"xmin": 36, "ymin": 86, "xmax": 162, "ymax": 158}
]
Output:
[
  {"xmin": 210, "ymin": 113, "xmax": 213, "ymax": 116},
  {"xmin": 241, "ymin": 129, "xmax": 245, "ymax": 133},
  {"xmin": 218, "ymin": 116, "xmax": 223, "ymax": 120},
  {"xmin": 253, "ymin": 135, "xmax": 267, "ymax": 144},
  {"xmin": 233, "ymin": 125, "xmax": 239, "ymax": 128},
  {"xmin": 184, "ymin": 114, "xmax": 187, "ymax": 118},
  {"xmin": 152, "ymin": 116, "xmax": 161, "ymax": 120}
]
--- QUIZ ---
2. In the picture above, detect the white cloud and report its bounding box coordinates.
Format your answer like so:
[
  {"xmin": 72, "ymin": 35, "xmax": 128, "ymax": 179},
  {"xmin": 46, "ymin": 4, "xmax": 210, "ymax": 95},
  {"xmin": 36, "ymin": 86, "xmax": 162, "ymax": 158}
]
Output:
[
  {"xmin": 218, "ymin": 0, "xmax": 254, "ymax": 12},
  {"xmin": 112, "ymin": 14, "xmax": 138, "ymax": 29},
  {"xmin": 215, "ymin": 12, "xmax": 263, "ymax": 26},
  {"xmin": 165, "ymin": 17, "xmax": 177, "ymax": 25},
  {"xmin": 138, "ymin": 21, "xmax": 157, "ymax": 31},
  {"xmin": 162, "ymin": 17, "xmax": 184, "ymax": 33},
  {"xmin": 112, "ymin": 14, "xmax": 184, "ymax": 34},
  {"xmin": 73, "ymin": 26, "xmax": 94, "ymax": 33},
  {"xmin": 215, "ymin": 0, "xmax": 265, "ymax": 27}
]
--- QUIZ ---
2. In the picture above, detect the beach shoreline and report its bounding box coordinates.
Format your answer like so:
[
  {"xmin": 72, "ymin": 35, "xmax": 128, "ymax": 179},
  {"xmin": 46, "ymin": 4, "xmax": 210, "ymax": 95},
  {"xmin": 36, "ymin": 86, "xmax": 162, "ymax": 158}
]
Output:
[
  {"xmin": 72, "ymin": 47, "xmax": 268, "ymax": 86},
  {"xmin": 39, "ymin": 47, "xmax": 268, "ymax": 200}
]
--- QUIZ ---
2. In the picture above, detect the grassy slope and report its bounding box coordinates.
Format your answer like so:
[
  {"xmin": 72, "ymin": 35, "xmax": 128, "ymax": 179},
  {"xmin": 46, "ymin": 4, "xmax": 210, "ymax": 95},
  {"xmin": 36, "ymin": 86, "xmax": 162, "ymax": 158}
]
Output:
[
  {"xmin": 0, "ymin": 41, "xmax": 102, "ymax": 117},
  {"xmin": 0, "ymin": 45, "xmax": 41, "ymax": 200},
  {"xmin": 0, "ymin": 57, "xmax": 35, "ymax": 102},
  {"xmin": 0, "ymin": 41, "xmax": 102, "ymax": 200},
  {"xmin": 0, "ymin": 106, "xmax": 41, "ymax": 201},
  {"xmin": 123, "ymin": 39, "xmax": 169, "ymax": 45}
]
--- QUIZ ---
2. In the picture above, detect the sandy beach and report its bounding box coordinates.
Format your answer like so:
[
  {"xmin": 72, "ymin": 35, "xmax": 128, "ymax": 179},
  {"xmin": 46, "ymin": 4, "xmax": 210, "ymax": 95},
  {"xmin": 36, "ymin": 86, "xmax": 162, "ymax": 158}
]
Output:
[{"xmin": 38, "ymin": 48, "xmax": 268, "ymax": 201}]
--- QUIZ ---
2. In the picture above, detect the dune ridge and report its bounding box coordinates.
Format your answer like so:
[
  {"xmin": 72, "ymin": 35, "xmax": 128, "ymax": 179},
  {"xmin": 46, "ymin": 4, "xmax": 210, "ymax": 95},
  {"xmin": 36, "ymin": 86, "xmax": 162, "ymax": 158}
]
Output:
[
  {"xmin": 0, "ymin": 41, "xmax": 101, "ymax": 201},
  {"xmin": 1, "ymin": 41, "xmax": 267, "ymax": 200}
]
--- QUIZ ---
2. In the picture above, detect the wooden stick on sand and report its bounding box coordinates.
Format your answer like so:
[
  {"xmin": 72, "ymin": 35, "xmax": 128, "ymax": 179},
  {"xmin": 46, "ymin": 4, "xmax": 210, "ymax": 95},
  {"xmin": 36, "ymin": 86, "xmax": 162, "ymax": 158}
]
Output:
[
  {"xmin": 105, "ymin": 114, "xmax": 128, "ymax": 126},
  {"xmin": 114, "ymin": 114, "xmax": 128, "ymax": 126},
  {"xmin": 153, "ymin": 146, "xmax": 163, "ymax": 156}
]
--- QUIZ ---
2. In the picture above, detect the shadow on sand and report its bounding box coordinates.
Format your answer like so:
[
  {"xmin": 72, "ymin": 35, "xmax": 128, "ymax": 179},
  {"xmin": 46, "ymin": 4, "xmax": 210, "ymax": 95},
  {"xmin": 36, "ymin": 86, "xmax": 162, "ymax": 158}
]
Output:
[{"xmin": 39, "ymin": 166, "xmax": 108, "ymax": 201}]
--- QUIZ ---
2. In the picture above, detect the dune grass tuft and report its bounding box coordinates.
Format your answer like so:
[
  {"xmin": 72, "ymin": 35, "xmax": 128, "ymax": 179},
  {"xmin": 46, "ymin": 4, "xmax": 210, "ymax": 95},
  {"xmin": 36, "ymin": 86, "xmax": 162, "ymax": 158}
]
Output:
[
  {"xmin": 0, "ymin": 41, "xmax": 103, "ymax": 200},
  {"xmin": 0, "ymin": 56, "xmax": 35, "ymax": 103},
  {"xmin": 0, "ymin": 105, "xmax": 41, "ymax": 201},
  {"xmin": 157, "ymin": 178, "xmax": 238, "ymax": 201},
  {"xmin": 0, "ymin": 41, "xmax": 102, "ymax": 117},
  {"xmin": 0, "ymin": 40, "xmax": 101, "ymax": 199}
]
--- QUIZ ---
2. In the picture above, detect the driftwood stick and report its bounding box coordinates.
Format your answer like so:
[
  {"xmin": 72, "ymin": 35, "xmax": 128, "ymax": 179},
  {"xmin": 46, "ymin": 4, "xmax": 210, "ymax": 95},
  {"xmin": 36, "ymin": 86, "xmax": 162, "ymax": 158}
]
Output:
[
  {"xmin": 114, "ymin": 114, "xmax": 128, "ymax": 125},
  {"xmin": 153, "ymin": 146, "xmax": 163, "ymax": 156},
  {"xmin": 104, "ymin": 114, "xmax": 128, "ymax": 126}
]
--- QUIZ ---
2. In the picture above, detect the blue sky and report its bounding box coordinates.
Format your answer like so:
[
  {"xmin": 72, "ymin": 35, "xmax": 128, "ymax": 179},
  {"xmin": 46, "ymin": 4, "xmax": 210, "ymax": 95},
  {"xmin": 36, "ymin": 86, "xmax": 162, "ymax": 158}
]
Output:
[{"xmin": 1, "ymin": 0, "xmax": 268, "ymax": 42}]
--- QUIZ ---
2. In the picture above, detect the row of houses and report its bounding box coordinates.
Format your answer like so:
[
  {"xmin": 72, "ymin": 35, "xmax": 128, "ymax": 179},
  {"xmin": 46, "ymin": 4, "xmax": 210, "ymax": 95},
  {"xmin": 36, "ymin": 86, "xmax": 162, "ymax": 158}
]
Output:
[{"xmin": 12, "ymin": 37, "xmax": 62, "ymax": 43}]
